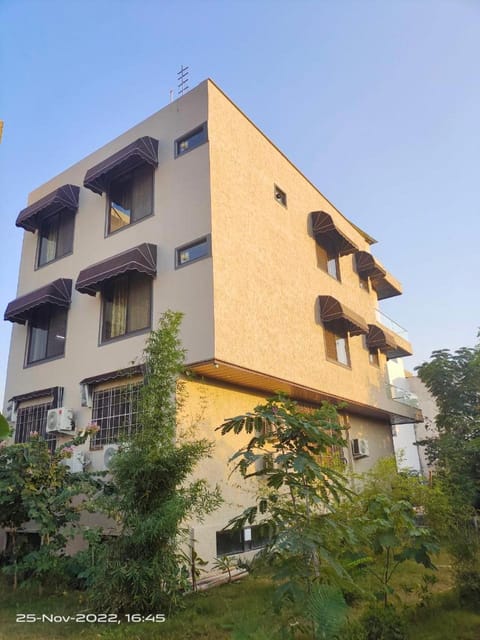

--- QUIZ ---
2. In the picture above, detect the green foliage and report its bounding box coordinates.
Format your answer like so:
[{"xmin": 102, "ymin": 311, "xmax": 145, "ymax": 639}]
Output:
[
  {"xmin": 335, "ymin": 458, "xmax": 439, "ymax": 607},
  {"xmin": 0, "ymin": 413, "xmax": 10, "ymax": 440},
  {"xmin": 358, "ymin": 605, "xmax": 408, "ymax": 640},
  {"xmin": 212, "ymin": 555, "xmax": 238, "ymax": 582},
  {"xmin": 219, "ymin": 395, "xmax": 353, "ymax": 636},
  {"xmin": 0, "ymin": 429, "xmax": 100, "ymax": 590},
  {"xmin": 416, "ymin": 343, "xmax": 480, "ymax": 597},
  {"xmin": 416, "ymin": 346, "xmax": 480, "ymax": 510},
  {"xmin": 89, "ymin": 310, "xmax": 222, "ymax": 615},
  {"xmin": 308, "ymin": 584, "xmax": 348, "ymax": 640}
]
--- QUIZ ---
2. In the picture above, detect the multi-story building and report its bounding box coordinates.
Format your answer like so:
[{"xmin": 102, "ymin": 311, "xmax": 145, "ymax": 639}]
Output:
[{"xmin": 2, "ymin": 79, "xmax": 420, "ymax": 562}]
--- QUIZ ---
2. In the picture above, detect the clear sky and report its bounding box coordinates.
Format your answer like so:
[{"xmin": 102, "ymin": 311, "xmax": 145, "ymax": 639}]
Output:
[{"xmin": 1, "ymin": 0, "xmax": 479, "ymax": 405}]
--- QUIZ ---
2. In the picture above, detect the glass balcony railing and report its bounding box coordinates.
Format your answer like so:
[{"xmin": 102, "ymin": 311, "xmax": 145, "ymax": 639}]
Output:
[
  {"xmin": 375, "ymin": 309, "xmax": 409, "ymax": 340},
  {"xmin": 387, "ymin": 384, "xmax": 419, "ymax": 408}
]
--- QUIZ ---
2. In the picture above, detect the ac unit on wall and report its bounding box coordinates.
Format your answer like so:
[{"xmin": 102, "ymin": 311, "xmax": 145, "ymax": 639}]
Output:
[
  {"xmin": 46, "ymin": 408, "xmax": 75, "ymax": 434},
  {"xmin": 351, "ymin": 438, "xmax": 369, "ymax": 458}
]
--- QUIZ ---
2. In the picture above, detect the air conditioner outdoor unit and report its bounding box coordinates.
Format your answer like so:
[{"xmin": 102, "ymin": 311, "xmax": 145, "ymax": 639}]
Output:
[
  {"xmin": 104, "ymin": 445, "xmax": 119, "ymax": 469},
  {"xmin": 351, "ymin": 438, "xmax": 369, "ymax": 458},
  {"xmin": 46, "ymin": 408, "xmax": 75, "ymax": 434}
]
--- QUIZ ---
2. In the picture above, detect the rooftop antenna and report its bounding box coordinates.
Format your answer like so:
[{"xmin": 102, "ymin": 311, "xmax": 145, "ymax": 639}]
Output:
[{"xmin": 177, "ymin": 65, "xmax": 189, "ymax": 97}]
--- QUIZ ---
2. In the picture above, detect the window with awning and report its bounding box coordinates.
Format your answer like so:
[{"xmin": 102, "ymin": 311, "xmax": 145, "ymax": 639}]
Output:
[
  {"xmin": 75, "ymin": 243, "xmax": 157, "ymax": 296},
  {"xmin": 83, "ymin": 137, "xmax": 159, "ymax": 196},
  {"xmin": 16, "ymin": 185, "xmax": 79, "ymax": 233},
  {"xmin": 4, "ymin": 279, "xmax": 72, "ymax": 325},
  {"xmin": 355, "ymin": 251, "xmax": 402, "ymax": 300}
]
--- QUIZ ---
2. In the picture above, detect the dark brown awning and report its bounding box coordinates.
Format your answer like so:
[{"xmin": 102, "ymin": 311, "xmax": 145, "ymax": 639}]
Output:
[
  {"xmin": 366, "ymin": 324, "xmax": 412, "ymax": 359},
  {"xmin": 318, "ymin": 295, "xmax": 368, "ymax": 336},
  {"xmin": 83, "ymin": 137, "xmax": 159, "ymax": 195},
  {"xmin": 4, "ymin": 279, "xmax": 72, "ymax": 325},
  {"xmin": 311, "ymin": 211, "xmax": 358, "ymax": 256},
  {"xmin": 75, "ymin": 243, "xmax": 157, "ymax": 295},
  {"xmin": 80, "ymin": 365, "xmax": 144, "ymax": 386},
  {"xmin": 9, "ymin": 386, "xmax": 63, "ymax": 407},
  {"xmin": 355, "ymin": 251, "xmax": 402, "ymax": 300},
  {"xmin": 16, "ymin": 185, "xmax": 80, "ymax": 233}
]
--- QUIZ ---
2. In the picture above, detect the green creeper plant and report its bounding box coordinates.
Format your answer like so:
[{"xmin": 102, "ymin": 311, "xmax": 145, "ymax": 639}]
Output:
[{"xmin": 89, "ymin": 310, "xmax": 222, "ymax": 615}]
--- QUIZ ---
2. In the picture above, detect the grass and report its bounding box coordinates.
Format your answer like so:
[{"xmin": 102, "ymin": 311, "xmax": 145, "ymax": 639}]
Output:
[{"xmin": 0, "ymin": 557, "xmax": 479, "ymax": 640}]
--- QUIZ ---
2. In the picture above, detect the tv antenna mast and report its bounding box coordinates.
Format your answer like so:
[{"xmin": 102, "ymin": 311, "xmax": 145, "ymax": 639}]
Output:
[{"xmin": 177, "ymin": 65, "xmax": 189, "ymax": 97}]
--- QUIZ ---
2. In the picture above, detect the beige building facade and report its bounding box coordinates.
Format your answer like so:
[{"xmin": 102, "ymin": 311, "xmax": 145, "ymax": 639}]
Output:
[{"xmin": 3, "ymin": 79, "xmax": 419, "ymax": 563}]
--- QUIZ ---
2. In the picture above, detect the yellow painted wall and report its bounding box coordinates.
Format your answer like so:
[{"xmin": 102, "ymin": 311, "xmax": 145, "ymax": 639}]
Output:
[{"xmin": 207, "ymin": 81, "xmax": 398, "ymax": 414}]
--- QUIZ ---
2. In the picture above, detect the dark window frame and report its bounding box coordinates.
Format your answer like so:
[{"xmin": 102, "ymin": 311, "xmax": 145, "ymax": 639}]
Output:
[
  {"xmin": 15, "ymin": 400, "xmax": 57, "ymax": 452},
  {"xmin": 323, "ymin": 324, "xmax": 351, "ymax": 368},
  {"xmin": 90, "ymin": 382, "xmax": 142, "ymax": 449},
  {"xmin": 99, "ymin": 272, "xmax": 152, "ymax": 345},
  {"xmin": 215, "ymin": 524, "xmax": 271, "ymax": 557},
  {"xmin": 316, "ymin": 241, "xmax": 341, "ymax": 282},
  {"xmin": 24, "ymin": 306, "xmax": 68, "ymax": 367},
  {"xmin": 105, "ymin": 164, "xmax": 154, "ymax": 237},
  {"xmin": 35, "ymin": 211, "xmax": 75, "ymax": 269},
  {"xmin": 175, "ymin": 234, "xmax": 212, "ymax": 269},
  {"xmin": 174, "ymin": 122, "xmax": 208, "ymax": 158}
]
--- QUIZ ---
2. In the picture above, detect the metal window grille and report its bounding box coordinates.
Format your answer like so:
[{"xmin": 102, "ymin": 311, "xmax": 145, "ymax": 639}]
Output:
[
  {"xmin": 15, "ymin": 402, "xmax": 56, "ymax": 452},
  {"xmin": 90, "ymin": 383, "xmax": 141, "ymax": 448}
]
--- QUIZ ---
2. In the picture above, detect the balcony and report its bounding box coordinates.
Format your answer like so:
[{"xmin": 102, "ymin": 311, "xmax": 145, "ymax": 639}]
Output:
[
  {"xmin": 387, "ymin": 384, "xmax": 419, "ymax": 408},
  {"xmin": 375, "ymin": 309, "xmax": 408, "ymax": 339}
]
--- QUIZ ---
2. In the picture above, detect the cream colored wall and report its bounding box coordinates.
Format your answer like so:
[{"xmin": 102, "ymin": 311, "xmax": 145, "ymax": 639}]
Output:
[
  {"xmin": 348, "ymin": 413, "xmax": 395, "ymax": 475},
  {"xmin": 207, "ymin": 81, "xmax": 399, "ymax": 415},
  {"xmin": 4, "ymin": 82, "xmax": 215, "ymax": 426},
  {"xmin": 179, "ymin": 378, "xmax": 394, "ymax": 565}
]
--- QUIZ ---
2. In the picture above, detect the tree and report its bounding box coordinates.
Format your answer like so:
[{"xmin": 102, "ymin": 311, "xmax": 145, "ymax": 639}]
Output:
[
  {"xmin": 218, "ymin": 395, "xmax": 352, "ymax": 638},
  {"xmin": 89, "ymin": 310, "xmax": 222, "ymax": 615},
  {"xmin": 416, "ymin": 346, "xmax": 480, "ymax": 510},
  {"xmin": 333, "ymin": 459, "xmax": 439, "ymax": 608},
  {"xmin": 0, "ymin": 428, "xmax": 100, "ymax": 590},
  {"xmin": 416, "ymin": 344, "xmax": 480, "ymax": 602}
]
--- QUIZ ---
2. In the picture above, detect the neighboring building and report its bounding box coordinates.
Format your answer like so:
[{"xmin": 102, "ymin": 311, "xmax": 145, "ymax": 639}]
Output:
[
  {"xmin": 2, "ymin": 79, "xmax": 421, "ymax": 563},
  {"xmin": 407, "ymin": 375, "xmax": 439, "ymax": 477}
]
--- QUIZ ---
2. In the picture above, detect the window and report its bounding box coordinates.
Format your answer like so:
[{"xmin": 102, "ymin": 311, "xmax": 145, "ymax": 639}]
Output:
[
  {"xmin": 37, "ymin": 211, "xmax": 75, "ymax": 267},
  {"xmin": 15, "ymin": 401, "xmax": 56, "ymax": 452},
  {"xmin": 91, "ymin": 383, "xmax": 141, "ymax": 448},
  {"xmin": 175, "ymin": 235, "xmax": 211, "ymax": 268},
  {"xmin": 324, "ymin": 326, "xmax": 350, "ymax": 366},
  {"xmin": 369, "ymin": 349, "xmax": 380, "ymax": 367},
  {"xmin": 362, "ymin": 335, "xmax": 380, "ymax": 367},
  {"xmin": 175, "ymin": 122, "xmax": 208, "ymax": 157},
  {"xmin": 26, "ymin": 306, "xmax": 67, "ymax": 364},
  {"xmin": 101, "ymin": 272, "xmax": 151, "ymax": 342},
  {"xmin": 216, "ymin": 525, "xmax": 271, "ymax": 556},
  {"xmin": 316, "ymin": 242, "xmax": 340, "ymax": 281},
  {"xmin": 107, "ymin": 165, "xmax": 153, "ymax": 234},
  {"xmin": 274, "ymin": 185, "xmax": 287, "ymax": 207},
  {"xmin": 359, "ymin": 275, "xmax": 369, "ymax": 291}
]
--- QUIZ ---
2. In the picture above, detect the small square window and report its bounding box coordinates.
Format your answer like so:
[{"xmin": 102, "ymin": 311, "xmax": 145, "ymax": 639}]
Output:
[
  {"xmin": 175, "ymin": 235, "xmax": 211, "ymax": 268},
  {"xmin": 175, "ymin": 123, "xmax": 208, "ymax": 157},
  {"xmin": 101, "ymin": 272, "xmax": 151, "ymax": 342},
  {"xmin": 369, "ymin": 349, "xmax": 380, "ymax": 367},
  {"xmin": 37, "ymin": 212, "xmax": 75, "ymax": 267},
  {"xmin": 27, "ymin": 306, "xmax": 67, "ymax": 364},
  {"xmin": 274, "ymin": 185, "xmax": 287, "ymax": 207},
  {"xmin": 324, "ymin": 326, "xmax": 350, "ymax": 367},
  {"xmin": 107, "ymin": 165, "xmax": 153, "ymax": 235}
]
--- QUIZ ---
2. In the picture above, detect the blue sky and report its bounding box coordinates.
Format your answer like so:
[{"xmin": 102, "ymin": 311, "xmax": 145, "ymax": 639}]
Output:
[{"xmin": 1, "ymin": 0, "xmax": 479, "ymax": 404}]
